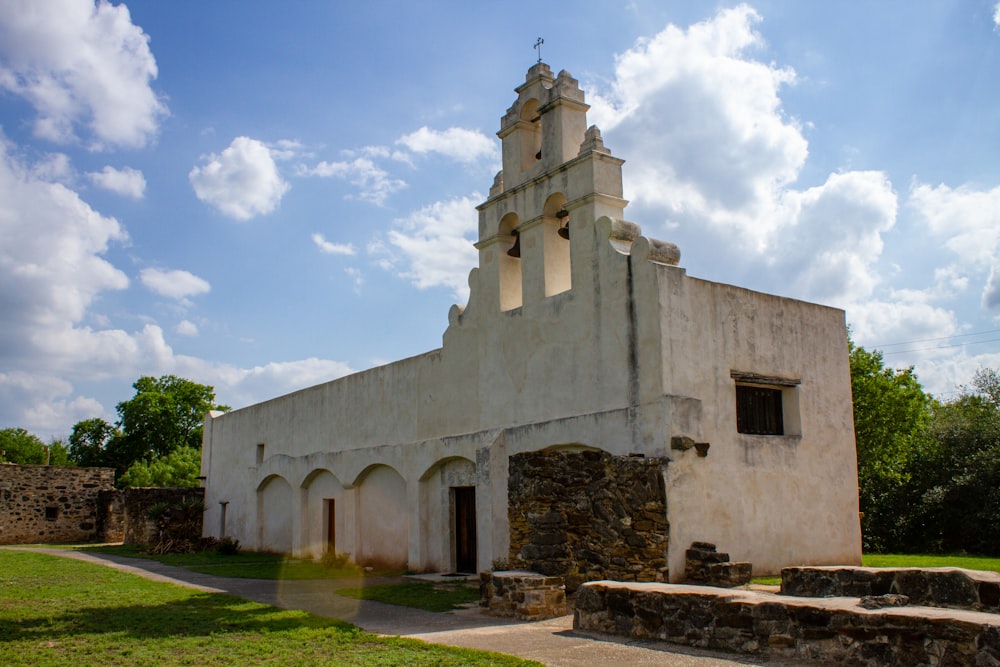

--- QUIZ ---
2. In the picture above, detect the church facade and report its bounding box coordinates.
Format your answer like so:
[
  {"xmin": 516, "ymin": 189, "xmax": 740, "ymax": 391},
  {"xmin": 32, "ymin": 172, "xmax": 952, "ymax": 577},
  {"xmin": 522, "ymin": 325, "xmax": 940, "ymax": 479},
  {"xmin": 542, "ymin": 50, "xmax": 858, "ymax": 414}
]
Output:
[{"xmin": 200, "ymin": 63, "xmax": 862, "ymax": 578}]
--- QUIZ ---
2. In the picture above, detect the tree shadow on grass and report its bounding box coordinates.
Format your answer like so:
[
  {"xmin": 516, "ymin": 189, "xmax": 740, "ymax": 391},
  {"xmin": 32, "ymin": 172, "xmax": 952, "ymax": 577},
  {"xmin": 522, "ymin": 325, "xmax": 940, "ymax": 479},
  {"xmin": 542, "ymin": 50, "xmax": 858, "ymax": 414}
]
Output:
[{"xmin": 0, "ymin": 591, "xmax": 359, "ymax": 643}]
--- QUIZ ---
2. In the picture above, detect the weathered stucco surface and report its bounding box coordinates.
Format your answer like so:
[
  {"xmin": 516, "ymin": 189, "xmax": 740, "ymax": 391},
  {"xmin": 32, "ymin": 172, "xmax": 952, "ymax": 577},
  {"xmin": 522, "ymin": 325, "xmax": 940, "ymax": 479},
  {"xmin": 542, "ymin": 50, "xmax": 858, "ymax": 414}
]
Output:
[{"xmin": 201, "ymin": 62, "xmax": 862, "ymax": 577}]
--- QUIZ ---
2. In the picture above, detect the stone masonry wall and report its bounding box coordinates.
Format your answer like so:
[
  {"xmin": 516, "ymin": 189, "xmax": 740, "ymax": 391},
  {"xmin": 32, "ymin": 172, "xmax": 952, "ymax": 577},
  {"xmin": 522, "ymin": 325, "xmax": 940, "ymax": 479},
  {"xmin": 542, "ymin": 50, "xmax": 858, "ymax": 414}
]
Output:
[
  {"xmin": 782, "ymin": 566, "xmax": 1000, "ymax": 613},
  {"xmin": 0, "ymin": 463, "xmax": 115, "ymax": 544},
  {"xmin": 122, "ymin": 487, "xmax": 204, "ymax": 546},
  {"xmin": 575, "ymin": 581, "xmax": 1000, "ymax": 666},
  {"xmin": 508, "ymin": 450, "xmax": 668, "ymax": 591}
]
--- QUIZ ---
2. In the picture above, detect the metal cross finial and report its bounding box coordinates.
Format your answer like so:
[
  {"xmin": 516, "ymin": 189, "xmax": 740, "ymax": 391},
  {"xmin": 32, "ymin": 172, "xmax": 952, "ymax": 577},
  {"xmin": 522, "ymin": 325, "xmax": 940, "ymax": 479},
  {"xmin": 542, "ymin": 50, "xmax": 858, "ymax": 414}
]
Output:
[{"xmin": 534, "ymin": 37, "xmax": 544, "ymax": 64}]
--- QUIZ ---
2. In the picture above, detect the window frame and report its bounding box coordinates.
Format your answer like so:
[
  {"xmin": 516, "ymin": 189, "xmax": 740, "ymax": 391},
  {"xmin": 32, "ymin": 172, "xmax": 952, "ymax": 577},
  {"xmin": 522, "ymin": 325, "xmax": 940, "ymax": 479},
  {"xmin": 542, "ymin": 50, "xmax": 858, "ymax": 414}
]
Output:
[{"xmin": 730, "ymin": 371, "xmax": 801, "ymax": 437}]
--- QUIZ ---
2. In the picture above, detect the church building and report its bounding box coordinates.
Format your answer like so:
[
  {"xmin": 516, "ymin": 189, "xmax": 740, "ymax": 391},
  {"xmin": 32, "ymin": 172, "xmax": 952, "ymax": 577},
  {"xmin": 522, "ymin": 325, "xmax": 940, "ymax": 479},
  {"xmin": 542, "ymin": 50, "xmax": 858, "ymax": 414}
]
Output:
[{"xmin": 200, "ymin": 63, "xmax": 862, "ymax": 579}]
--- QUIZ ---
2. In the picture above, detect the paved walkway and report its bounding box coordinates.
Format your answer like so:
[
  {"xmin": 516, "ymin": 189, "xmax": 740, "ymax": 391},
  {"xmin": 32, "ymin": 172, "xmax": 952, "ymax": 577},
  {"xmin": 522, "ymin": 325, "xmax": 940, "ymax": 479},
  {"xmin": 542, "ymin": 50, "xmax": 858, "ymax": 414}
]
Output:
[{"xmin": 13, "ymin": 548, "xmax": 792, "ymax": 666}]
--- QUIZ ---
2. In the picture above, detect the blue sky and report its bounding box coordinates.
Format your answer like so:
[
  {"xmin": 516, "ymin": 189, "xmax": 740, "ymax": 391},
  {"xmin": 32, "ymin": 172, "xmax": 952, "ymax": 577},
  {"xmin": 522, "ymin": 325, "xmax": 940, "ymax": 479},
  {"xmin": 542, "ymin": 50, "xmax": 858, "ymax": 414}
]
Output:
[{"xmin": 2, "ymin": 1, "xmax": 1000, "ymax": 440}]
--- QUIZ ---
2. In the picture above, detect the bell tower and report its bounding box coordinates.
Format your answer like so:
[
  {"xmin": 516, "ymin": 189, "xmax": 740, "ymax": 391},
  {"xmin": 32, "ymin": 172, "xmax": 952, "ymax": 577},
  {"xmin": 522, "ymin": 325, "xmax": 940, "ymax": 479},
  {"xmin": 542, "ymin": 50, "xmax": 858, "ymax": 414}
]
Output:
[{"xmin": 467, "ymin": 62, "xmax": 628, "ymax": 315}]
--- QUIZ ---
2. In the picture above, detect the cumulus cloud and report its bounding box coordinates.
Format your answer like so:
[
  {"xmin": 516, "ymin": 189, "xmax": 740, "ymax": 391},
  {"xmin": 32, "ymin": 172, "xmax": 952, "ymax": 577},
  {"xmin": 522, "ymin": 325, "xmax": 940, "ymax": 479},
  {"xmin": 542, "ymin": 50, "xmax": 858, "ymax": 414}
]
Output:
[
  {"xmin": 87, "ymin": 165, "xmax": 145, "ymax": 199},
  {"xmin": 778, "ymin": 171, "xmax": 897, "ymax": 303},
  {"xmin": 189, "ymin": 136, "xmax": 290, "ymax": 220},
  {"xmin": 140, "ymin": 268, "xmax": 211, "ymax": 301},
  {"xmin": 176, "ymin": 320, "xmax": 199, "ymax": 337},
  {"xmin": 0, "ymin": 136, "xmax": 129, "ymax": 357},
  {"xmin": 372, "ymin": 195, "xmax": 480, "ymax": 300},
  {"xmin": 396, "ymin": 126, "xmax": 497, "ymax": 164},
  {"xmin": 597, "ymin": 5, "xmax": 804, "ymax": 248},
  {"xmin": 994, "ymin": 2, "xmax": 1000, "ymax": 29},
  {"xmin": 298, "ymin": 157, "xmax": 405, "ymax": 206},
  {"xmin": 0, "ymin": 0, "xmax": 166, "ymax": 148},
  {"xmin": 311, "ymin": 233, "xmax": 356, "ymax": 256},
  {"xmin": 908, "ymin": 182, "xmax": 1000, "ymax": 310}
]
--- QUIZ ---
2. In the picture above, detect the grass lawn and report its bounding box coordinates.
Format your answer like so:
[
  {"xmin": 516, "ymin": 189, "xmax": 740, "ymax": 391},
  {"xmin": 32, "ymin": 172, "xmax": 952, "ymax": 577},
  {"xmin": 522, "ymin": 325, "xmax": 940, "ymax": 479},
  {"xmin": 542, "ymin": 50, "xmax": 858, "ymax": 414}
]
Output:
[
  {"xmin": 78, "ymin": 543, "xmax": 379, "ymax": 579},
  {"xmin": 752, "ymin": 552, "xmax": 1000, "ymax": 585},
  {"xmin": 337, "ymin": 581, "xmax": 481, "ymax": 613},
  {"xmin": 0, "ymin": 549, "xmax": 540, "ymax": 667}
]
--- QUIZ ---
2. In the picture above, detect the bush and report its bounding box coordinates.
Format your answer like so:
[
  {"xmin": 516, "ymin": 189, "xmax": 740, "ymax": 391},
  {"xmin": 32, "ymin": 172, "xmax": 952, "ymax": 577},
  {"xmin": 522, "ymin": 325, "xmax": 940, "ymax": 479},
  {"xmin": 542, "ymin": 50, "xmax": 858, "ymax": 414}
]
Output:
[{"xmin": 216, "ymin": 536, "xmax": 241, "ymax": 555}]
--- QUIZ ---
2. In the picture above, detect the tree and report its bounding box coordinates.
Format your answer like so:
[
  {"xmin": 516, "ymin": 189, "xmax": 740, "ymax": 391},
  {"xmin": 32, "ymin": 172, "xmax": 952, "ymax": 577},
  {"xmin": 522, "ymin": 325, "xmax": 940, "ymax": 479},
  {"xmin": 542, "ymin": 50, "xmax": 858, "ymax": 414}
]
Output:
[
  {"xmin": 68, "ymin": 418, "xmax": 119, "ymax": 467},
  {"xmin": 906, "ymin": 384, "xmax": 1000, "ymax": 555},
  {"xmin": 0, "ymin": 428, "xmax": 70, "ymax": 465},
  {"xmin": 119, "ymin": 446, "xmax": 202, "ymax": 488},
  {"xmin": 116, "ymin": 375, "xmax": 226, "ymax": 461},
  {"xmin": 848, "ymin": 341, "xmax": 934, "ymax": 552},
  {"xmin": 67, "ymin": 374, "xmax": 228, "ymax": 482}
]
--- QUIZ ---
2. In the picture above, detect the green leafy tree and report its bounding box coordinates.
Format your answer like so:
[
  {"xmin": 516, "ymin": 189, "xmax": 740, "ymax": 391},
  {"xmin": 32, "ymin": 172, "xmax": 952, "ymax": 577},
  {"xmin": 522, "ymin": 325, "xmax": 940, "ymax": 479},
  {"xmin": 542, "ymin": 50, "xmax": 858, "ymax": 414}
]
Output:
[
  {"xmin": 68, "ymin": 418, "xmax": 120, "ymax": 467},
  {"xmin": 907, "ymin": 384, "xmax": 1000, "ymax": 554},
  {"xmin": 67, "ymin": 375, "xmax": 228, "ymax": 482},
  {"xmin": 848, "ymin": 340, "xmax": 934, "ymax": 552},
  {"xmin": 119, "ymin": 446, "xmax": 202, "ymax": 488},
  {"xmin": 116, "ymin": 375, "xmax": 225, "ymax": 461},
  {"xmin": 0, "ymin": 428, "xmax": 71, "ymax": 465}
]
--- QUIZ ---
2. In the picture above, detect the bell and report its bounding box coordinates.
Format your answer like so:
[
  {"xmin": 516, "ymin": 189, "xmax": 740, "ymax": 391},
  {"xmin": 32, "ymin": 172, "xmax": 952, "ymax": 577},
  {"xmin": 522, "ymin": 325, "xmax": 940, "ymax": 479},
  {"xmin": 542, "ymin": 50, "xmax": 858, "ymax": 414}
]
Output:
[
  {"xmin": 556, "ymin": 209, "xmax": 570, "ymax": 239},
  {"xmin": 507, "ymin": 231, "xmax": 521, "ymax": 258}
]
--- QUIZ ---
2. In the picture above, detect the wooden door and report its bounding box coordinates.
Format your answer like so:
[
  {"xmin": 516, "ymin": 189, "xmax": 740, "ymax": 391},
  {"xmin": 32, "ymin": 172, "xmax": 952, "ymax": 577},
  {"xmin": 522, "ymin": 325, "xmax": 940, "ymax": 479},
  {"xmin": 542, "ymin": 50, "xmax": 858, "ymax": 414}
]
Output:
[{"xmin": 453, "ymin": 487, "xmax": 477, "ymax": 573}]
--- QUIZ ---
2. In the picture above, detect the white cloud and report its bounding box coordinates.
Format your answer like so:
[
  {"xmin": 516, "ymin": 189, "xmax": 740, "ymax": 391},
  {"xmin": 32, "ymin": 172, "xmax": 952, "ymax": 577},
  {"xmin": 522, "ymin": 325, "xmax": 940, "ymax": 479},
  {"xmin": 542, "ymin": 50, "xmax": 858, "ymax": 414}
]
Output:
[
  {"xmin": 176, "ymin": 319, "xmax": 199, "ymax": 337},
  {"xmin": 0, "ymin": 371, "xmax": 109, "ymax": 439},
  {"xmin": 87, "ymin": 165, "xmax": 145, "ymax": 199},
  {"xmin": 373, "ymin": 195, "xmax": 480, "ymax": 300},
  {"xmin": 909, "ymin": 182, "xmax": 1000, "ymax": 267},
  {"xmin": 0, "ymin": 136, "xmax": 129, "ymax": 350},
  {"xmin": 268, "ymin": 139, "xmax": 307, "ymax": 161},
  {"xmin": 298, "ymin": 156, "xmax": 405, "ymax": 206},
  {"xmin": 311, "ymin": 233, "xmax": 356, "ymax": 256},
  {"xmin": 140, "ymin": 268, "xmax": 211, "ymax": 301},
  {"xmin": 908, "ymin": 182, "xmax": 1000, "ymax": 310},
  {"xmin": 0, "ymin": 0, "xmax": 166, "ymax": 148},
  {"xmin": 994, "ymin": 2, "xmax": 1000, "ymax": 29},
  {"xmin": 396, "ymin": 126, "xmax": 497, "ymax": 164},
  {"xmin": 189, "ymin": 136, "xmax": 290, "ymax": 220},
  {"xmin": 776, "ymin": 170, "xmax": 897, "ymax": 304},
  {"xmin": 345, "ymin": 267, "xmax": 364, "ymax": 293},
  {"xmin": 597, "ymin": 4, "xmax": 804, "ymax": 249}
]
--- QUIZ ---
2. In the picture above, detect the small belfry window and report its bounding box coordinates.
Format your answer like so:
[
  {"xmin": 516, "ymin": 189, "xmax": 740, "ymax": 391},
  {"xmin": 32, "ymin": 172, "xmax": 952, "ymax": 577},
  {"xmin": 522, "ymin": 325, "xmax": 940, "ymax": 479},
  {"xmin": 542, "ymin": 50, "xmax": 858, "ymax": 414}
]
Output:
[{"xmin": 735, "ymin": 385, "xmax": 784, "ymax": 435}]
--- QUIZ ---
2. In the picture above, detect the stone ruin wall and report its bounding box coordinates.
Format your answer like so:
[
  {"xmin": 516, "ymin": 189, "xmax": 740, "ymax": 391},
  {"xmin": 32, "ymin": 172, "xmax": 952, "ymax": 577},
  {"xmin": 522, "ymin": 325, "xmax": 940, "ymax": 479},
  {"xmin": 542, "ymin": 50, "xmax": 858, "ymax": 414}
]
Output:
[
  {"xmin": 508, "ymin": 450, "xmax": 669, "ymax": 591},
  {"xmin": 0, "ymin": 463, "xmax": 115, "ymax": 545},
  {"xmin": 122, "ymin": 487, "xmax": 205, "ymax": 546}
]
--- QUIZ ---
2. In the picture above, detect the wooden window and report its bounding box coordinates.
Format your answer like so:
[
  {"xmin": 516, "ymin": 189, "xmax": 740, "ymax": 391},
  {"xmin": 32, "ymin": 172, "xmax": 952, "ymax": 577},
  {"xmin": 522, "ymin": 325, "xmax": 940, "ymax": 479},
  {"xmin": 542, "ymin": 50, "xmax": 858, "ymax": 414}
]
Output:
[
  {"xmin": 45, "ymin": 506, "xmax": 58, "ymax": 521},
  {"xmin": 735, "ymin": 385, "xmax": 784, "ymax": 435}
]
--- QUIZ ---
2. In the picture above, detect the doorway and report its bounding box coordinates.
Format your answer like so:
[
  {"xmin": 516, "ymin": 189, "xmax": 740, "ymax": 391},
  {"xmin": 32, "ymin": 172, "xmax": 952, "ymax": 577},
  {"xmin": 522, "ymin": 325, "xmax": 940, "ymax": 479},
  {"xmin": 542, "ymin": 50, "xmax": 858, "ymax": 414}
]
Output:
[
  {"xmin": 325, "ymin": 498, "xmax": 336, "ymax": 552},
  {"xmin": 453, "ymin": 486, "xmax": 477, "ymax": 573}
]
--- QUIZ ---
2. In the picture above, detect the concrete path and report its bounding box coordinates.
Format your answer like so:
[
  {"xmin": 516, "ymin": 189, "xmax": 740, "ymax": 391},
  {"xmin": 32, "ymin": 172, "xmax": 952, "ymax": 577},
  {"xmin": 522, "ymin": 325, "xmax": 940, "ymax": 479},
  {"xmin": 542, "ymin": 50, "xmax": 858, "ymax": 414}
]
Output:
[{"xmin": 12, "ymin": 548, "xmax": 790, "ymax": 666}]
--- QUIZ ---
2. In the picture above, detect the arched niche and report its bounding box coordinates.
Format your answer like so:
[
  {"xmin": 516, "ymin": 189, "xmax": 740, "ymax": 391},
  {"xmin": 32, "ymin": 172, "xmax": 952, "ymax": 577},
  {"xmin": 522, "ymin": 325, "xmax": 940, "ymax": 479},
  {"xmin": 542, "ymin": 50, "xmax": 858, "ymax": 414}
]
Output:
[
  {"xmin": 519, "ymin": 98, "xmax": 542, "ymax": 172},
  {"xmin": 542, "ymin": 192, "xmax": 572, "ymax": 296},
  {"xmin": 257, "ymin": 474, "xmax": 293, "ymax": 554},
  {"xmin": 498, "ymin": 212, "xmax": 522, "ymax": 311},
  {"xmin": 353, "ymin": 464, "xmax": 408, "ymax": 569},
  {"xmin": 418, "ymin": 456, "xmax": 478, "ymax": 573},
  {"xmin": 301, "ymin": 468, "xmax": 348, "ymax": 559}
]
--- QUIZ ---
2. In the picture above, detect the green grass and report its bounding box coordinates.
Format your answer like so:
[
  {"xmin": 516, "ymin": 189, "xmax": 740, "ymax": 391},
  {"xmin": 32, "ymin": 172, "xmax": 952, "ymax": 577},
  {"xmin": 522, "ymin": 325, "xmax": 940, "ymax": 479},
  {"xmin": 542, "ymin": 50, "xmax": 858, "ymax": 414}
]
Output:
[
  {"xmin": 861, "ymin": 553, "xmax": 1000, "ymax": 572},
  {"xmin": 77, "ymin": 544, "xmax": 380, "ymax": 580},
  {"xmin": 0, "ymin": 549, "xmax": 540, "ymax": 667},
  {"xmin": 337, "ymin": 581, "xmax": 481, "ymax": 613},
  {"xmin": 750, "ymin": 552, "xmax": 1000, "ymax": 585}
]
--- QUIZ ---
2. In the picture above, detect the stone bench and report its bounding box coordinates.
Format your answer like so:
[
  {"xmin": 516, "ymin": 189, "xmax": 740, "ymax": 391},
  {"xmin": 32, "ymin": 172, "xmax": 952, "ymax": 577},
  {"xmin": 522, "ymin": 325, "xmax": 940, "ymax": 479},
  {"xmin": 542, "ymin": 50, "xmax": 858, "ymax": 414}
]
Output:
[
  {"xmin": 782, "ymin": 566, "xmax": 1000, "ymax": 613},
  {"xmin": 574, "ymin": 580, "xmax": 1000, "ymax": 665},
  {"xmin": 479, "ymin": 570, "xmax": 566, "ymax": 621}
]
